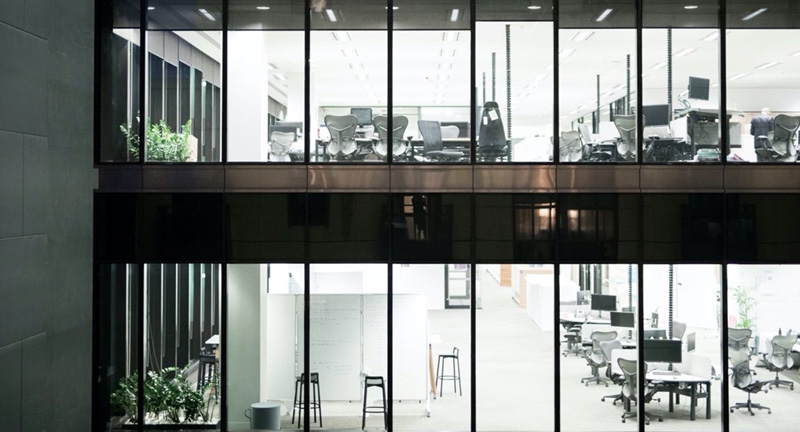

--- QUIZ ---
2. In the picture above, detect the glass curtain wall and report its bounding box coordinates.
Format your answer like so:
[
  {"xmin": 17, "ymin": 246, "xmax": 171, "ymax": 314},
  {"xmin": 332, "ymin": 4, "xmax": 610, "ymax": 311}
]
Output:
[
  {"xmin": 226, "ymin": 263, "xmax": 304, "ymax": 430},
  {"xmin": 558, "ymin": 1, "xmax": 638, "ymax": 163},
  {"xmin": 143, "ymin": 263, "xmax": 221, "ymax": 427},
  {"xmin": 559, "ymin": 264, "xmax": 640, "ymax": 431},
  {"xmin": 475, "ymin": 1, "xmax": 554, "ymax": 163},
  {"xmin": 145, "ymin": 1, "xmax": 223, "ymax": 162},
  {"xmin": 727, "ymin": 265, "xmax": 800, "ymax": 431},
  {"xmin": 642, "ymin": 264, "xmax": 722, "ymax": 431},
  {"xmin": 99, "ymin": 0, "xmax": 141, "ymax": 162},
  {"xmin": 642, "ymin": 1, "xmax": 721, "ymax": 163},
  {"xmin": 726, "ymin": 1, "xmax": 800, "ymax": 163},
  {"xmin": 393, "ymin": 0, "xmax": 471, "ymax": 164},
  {"xmin": 310, "ymin": 1, "xmax": 387, "ymax": 163},
  {"xmin": 228, "ymin": 1, "xmax": 305, "ymax": 162}
]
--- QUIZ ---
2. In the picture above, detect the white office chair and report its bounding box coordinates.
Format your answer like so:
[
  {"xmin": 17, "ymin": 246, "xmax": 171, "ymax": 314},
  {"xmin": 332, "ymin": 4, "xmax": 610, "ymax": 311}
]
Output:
[
  {"xmin": 440, "ymin": 125, "xmax": 460, "ymax": 139},
  {"xmin": 269, "ymin": 131, "xmax": 294, "ymax": 162}
]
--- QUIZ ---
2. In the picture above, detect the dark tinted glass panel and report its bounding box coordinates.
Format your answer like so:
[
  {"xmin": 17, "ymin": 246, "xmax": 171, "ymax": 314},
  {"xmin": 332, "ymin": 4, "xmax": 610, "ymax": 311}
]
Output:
[
  {"xmin": 98, "ymin": 25, "xmax": 140, "ymax": 162},
  {"xmin": 94, "ymin": 264, "xmax": 139, "ymax": 429},
  {"xmin": 229, "ymin": 0, "xmax": 305, "ymax": 30},
  {"xmin": 727, "ymin": 194, "xmax": 800, "ymax": 262},
  {"xmin": 643, "ymin": 0, "xmax": 719, "ymax": 28},
  {"xmin": 476, "ymin": 0, "xmax": 553, "ymax": 21},
  {"xmin": 394, "ymin": 0, "xmax": 470, "ymax": 30},
  {"xmin": 113, "ymin": 0, "xmax": 140, "ymax": 28},
  {"xmin": 165, "ymin": 63, "xmax": 178, "ymax": 130},
  {"xmin": 95, "ymin": 193, "xmax": 138, "ymax": 262},
  {"xmin": 558, "ymin": 0, "xmax": 635, "ymax": 28},
  {"xmin": 392, "ymin": 194, "xmax": 471, "ymax": 262},
  {"xmin": 642, "ymin": 194, "xmax": 723, "ymax": 262},
  {"xmin": 558, "ymin": 194, "xmax": 639, "ymax": 262},
  {"xmin": 308, "ymin": 194, "xmax": 389, "ymax": 261},
  {"xmin": 475, "ymin": 194, "xmax": 555, "ymax": 262},
  {"xmin": 149, "ymin": 54, "xmax": 164, "ymax": 122},
  {"xmin": 726, "ymin": 0, "xmax": 800, "ymax": 29},
  {"xmin": 226, "ymin": 194, "xmax": 306, "ymax": 262},
  {"xmin": 310, "ymin": 0, "xmax": 387, "ymax": 30},
  {"xmin": 147, "ymin": 0, "xmax": 223, "ymax": 30},
  {"xmin": 140, "ymin": 194, "xmax": 224, "ymax": 261}
]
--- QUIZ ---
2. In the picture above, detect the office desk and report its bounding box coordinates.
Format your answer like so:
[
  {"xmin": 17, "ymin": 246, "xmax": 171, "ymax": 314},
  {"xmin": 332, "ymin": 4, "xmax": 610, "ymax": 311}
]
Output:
[
  {"xmin": 559, "ymin": 314, "xmax": 611, "ymax": 326},
  {"xmin": 647, "ymin": 371, "xmax": 711, "ymax": 421},
  {"xmin": 408, "ymin": 137, "xmax": 471, "ymax": 160}
]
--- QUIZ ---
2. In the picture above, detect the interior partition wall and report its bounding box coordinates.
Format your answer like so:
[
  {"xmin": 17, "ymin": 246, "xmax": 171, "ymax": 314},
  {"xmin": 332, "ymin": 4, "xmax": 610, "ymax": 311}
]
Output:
[{"xmin": 95, "ymin": 191, "xmax": 800, "ymax": 431}]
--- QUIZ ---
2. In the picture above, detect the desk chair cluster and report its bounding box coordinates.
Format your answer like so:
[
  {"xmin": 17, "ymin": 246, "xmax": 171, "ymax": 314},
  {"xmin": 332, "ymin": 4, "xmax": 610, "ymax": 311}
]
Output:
[{"xmin": 754, "ymin": 114, "xmax": 800, "ymax": 162}]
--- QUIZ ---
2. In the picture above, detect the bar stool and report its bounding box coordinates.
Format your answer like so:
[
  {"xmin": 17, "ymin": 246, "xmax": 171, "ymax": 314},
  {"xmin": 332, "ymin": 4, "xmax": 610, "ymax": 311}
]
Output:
[
  {"xmin": 292, "ymin": 372, "xmax": 322, "ymax": 428},
  {"xmin": 362, "ymin": 375, "xmax": 387, "ymax": 430},
  {"xmin": 436, "ymin": 347, "xmax": 462, "ymax": 396},
  {"xmin": 196, "ymin": 348, "xmax": 216, "ymax": 391}
]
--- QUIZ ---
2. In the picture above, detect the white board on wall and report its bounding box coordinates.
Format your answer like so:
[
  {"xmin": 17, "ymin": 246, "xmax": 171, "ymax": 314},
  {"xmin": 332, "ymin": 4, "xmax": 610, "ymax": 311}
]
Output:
[{"xmin": 263, "ymin": 294, "xmax": 298, "ymax": 402}]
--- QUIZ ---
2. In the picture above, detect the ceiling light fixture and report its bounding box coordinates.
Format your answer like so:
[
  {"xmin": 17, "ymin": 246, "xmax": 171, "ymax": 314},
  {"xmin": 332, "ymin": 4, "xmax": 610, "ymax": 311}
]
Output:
[
  {"xmin": 325, "ymin": 9, "xmax": 337, "ymax": 22},
  {"xmin": 440, "ymin": 49, "xmax": 456, "ymax": 57},
  {"xmin": 755, "ymin": 61, "xmax": 779, "ymax": 70},
  {"xmin": 595, "ymin": 8, "xmax": 613, "ymax": 22},
  {"xmin": 701, "ymin": 31, "xmax": 719, "ymax": 41},
  {"xmin": 268, "ymin": 63, "xmax": 278, "ymax": 70},
  {"xmin": 650, "ymin": 62, "xmax": 667, "ymax": 70},
  {"xmin": 443, "ymin": 31, "xmax": 458, "ymax": 42},
  {"xmin": 385, "ymin": 6, "xmax": 399, "ymax": 10},
  {"xmin": 273, "ymin": 73, "xmax": 287, "ymax": 81},
  {"xmin": 439, "ymin": 63, "xmax": 452, "ymax": 71},
  {"xmin": 675, "ymin": 48, "xmax": 696, "ymax": 57},
  {"xmin": 341, "ymin": 48, "xmax": 358, "ymax": 58},
  {"xmin": 728, "ymin": 73, "xmax": 748, "ymax": 80},
  {"xmin": 257, "ymin": 6, "xmax": 270, "ymax": 10},
  {"xmin": 450, "ymin": 9, "xmax": 460, "ymax": 22},
  {"xmin": 559, "ymin": 48, "xmax": 575, "ymax": 58},
  {"xmin": 684, "ymin": 5, "xmax": 698, "ymax": 10},
  {"xmin": 350, "ymin": 63, "xmax": 364, "ymax": 71},
  {"xmin": 528, "ymin": 5, "xmax": 542, "ymax": 10},
  {"xmin": 355, "ymin": 73, "xmax": 368, "ymax": 81},
  {"xmin": 333, "ymin": 31, "xmax": 351, "ymax": 42},
  {"xmin": 742, "ymin": 8, "xmax": 767, "ymax": 21},
  {"xmin": 147, "ymin": 6, "xmax": 155, "ymax": 11},
  {"xmin": 198, "ymin": 8, "xmax": 216, "ymax": 21},
  {"xmin": 571, "ymin": 31, "xmax": 594, "ymax": 42}
]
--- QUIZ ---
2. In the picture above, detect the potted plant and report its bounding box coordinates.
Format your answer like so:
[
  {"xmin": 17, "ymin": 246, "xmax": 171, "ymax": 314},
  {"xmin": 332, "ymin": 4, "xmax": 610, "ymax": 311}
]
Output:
[
  {"xmin": 732, "ymin": 284, "xmax": 757, "ymax": 329},
  {"xmin": 120, "ymin": 117, "xmax": 193, "ymax": 162}
]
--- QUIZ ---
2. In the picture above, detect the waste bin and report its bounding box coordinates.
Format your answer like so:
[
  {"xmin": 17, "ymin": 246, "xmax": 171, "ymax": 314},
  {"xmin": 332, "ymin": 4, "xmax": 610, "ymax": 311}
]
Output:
[{"xmin": 245, "ymin": 401, "xmax": 281, "ymax": 430}]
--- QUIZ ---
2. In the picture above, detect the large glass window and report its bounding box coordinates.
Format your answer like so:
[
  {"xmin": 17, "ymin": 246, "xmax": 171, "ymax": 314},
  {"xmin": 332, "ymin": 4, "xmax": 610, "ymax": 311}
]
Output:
[
  {"xmin": 727, "ymin": 265, "xmax": 800, "ymax": 431},
  {"xmin": 559, "ymin": 263, "xmax": 639, "ymax": 431}
]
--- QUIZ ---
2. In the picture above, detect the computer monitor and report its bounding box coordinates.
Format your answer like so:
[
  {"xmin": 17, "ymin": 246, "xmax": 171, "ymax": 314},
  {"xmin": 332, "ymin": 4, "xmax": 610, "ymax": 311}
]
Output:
[
  {"xmin": 350, "ymin": 107, "xmax": 373, "ymax": 126},
  {"xmin": 643, "ymin": 339, "xmax": 683, "ymax": 363},
  {"xmin": 687, "ymin": 332, "xmax": 696, "ymax": 352},
  {"xmin": 440, "ymin": 121, "xmax": 470, "ymax": 138},
  {"xmin": 611, "ymin": 311, "xmax": 635, "ymax": 328},
  {"xmin": 270, "ymin": 121, "xmax": 303, "ymax": 140},
  {"xmin": 577, "ymin": 290, "xmax": 591, "ymax": 305},
  {"xmin": 688, "ymin": 76, "xmax": 710, "ymax": 101},
  {"xmin": 643, "ymin": 329, "xmax": 667, "ymax": 340},
  {"xmin": 642, "ymin": 104, "xmax": 670, "ymax": 127},
  {"xmin": 591, "ymin": 294, "xmax": 617, "ymax": 312}
]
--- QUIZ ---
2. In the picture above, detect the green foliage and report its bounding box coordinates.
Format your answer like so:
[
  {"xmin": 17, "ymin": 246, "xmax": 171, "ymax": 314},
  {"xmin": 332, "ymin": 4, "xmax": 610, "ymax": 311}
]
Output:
[
  {"xmin": 120, "ymin": 117, "xmax": 192, "ymax": 162},
  {"xmin": 110, "ymin": 372, "xmax": 139, "ymax": 423},
  {"xmin": 732, "ymin": 285, "xmax": 757, "ymax": 329}
]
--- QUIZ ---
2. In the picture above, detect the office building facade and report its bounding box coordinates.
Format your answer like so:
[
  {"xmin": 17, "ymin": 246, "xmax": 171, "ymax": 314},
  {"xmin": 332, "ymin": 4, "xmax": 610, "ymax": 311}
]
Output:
[{"xmin": 91, "ymin": 1, "xmax": 800, "ymax": 432}]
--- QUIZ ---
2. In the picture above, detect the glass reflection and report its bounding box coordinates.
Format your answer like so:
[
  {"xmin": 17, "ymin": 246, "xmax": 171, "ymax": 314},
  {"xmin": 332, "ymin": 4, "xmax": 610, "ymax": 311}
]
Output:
[{"xmin": 559, "ymin": 264, "xmax": 639, "ymax": 431}]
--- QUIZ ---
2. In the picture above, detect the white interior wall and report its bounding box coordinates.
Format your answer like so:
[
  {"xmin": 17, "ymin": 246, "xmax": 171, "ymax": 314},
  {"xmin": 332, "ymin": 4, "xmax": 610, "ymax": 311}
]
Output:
[
  {"xmin": 730, "ymin": 265, "xmax": 800, "ymax": 337},
  {"xmin": 643, "ymin": 265, "xmax": 720, "ymax": 331},
  {"xmin": 227, "ymin": 32, "xmax": 269, "ymax": 161},
  {"xmin": 393, "ymin": 264, "xmax": 446, "ymax": 310}
]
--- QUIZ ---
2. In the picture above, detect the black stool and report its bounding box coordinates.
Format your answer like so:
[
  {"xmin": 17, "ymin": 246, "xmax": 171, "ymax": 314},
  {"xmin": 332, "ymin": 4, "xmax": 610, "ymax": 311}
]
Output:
[
  {"xmin": 436, "ymin": 347, "xmax": 462, "ymax": 396},
  {"xmin": 197, "ymin": 349, "xmax": 216, "ymax": 391},
  {"xmin": 292, "ymin": 372, "xmax": 322, "ymax": 428},
  {"xmin": 362, "ymin": 375, "xmax": 387, "ymax": 430}
]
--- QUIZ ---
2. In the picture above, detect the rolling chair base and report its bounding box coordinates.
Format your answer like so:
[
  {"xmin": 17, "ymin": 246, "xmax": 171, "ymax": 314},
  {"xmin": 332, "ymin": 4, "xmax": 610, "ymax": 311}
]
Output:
[
  {"xmin": 730, "ymin": 400, "xmax": 771, "ymax": 416},
  {"xmin": 766, "ymin": 376, "xmax": 794, "ymax": 390}
]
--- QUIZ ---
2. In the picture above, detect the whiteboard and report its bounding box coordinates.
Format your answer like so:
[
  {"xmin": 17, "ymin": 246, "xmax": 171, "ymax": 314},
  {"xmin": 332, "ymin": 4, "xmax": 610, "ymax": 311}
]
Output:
[
  {"xmin": 263, "ymin": 294, "xmax": 298, "ymax": 402},
  {"xmin": 391, "ymin": 295, "xmax": 428, "ymax": 400}
]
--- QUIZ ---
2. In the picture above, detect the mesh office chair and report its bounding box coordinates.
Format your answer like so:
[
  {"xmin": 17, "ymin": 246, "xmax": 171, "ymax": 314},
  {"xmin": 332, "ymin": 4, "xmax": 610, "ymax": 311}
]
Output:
[
  {"xmin": 582, "ymin": 330, "xmax": 618, "ymax": 386},
  {"xmin": 324, "ymin": 114, "xmax": 359, "ymax": 160},
  {"xmin": 762, "ymin": 334, "xmax": 797, "ymax": 390},
  {"xmin": 600, "ymin": 339, "xmax": 624, "ymax": 405},
  {"xmin": 614, "ymin": 115, "xmax": 636, "ymax": 161},
  {"xmin": 728, "ymin": 328, "xmax": 753, "ymax": 353},
  {"xmin": 373, "ymin": 115, "xmax": 409, "ymax": 161},
  {"xmin": 269, "ymin": 131, "xmax": 295, "ymax": 162},
  {"xmin": 730, "ymin": 350, "xmax": 771, "ymax": 415},
  {"xmin": 618, "ymin": 358, "xmax": 662, "ymax": 424},
  {"xmin": 440, "ymin": 125, "xmax": 460, "ymax": 139},
  {"xmin": 673, "ymin": 321, "xmax": 688, "ymax": 340},
  {"xmin": 559, "ymin": 130, "xmax": 584, "ymax": 162},
  {"xmin": 755, "ymin": 114, "xmax": 800, "ymax": 162},
  {"xmin": 417, "ymin": 120, "xmax": 465, "ymax": 162},
  {"xmin": 477, "ymin": 101, "xmax": 510, "ymax": 162},
  {"xmin": 579, "ymin": 123, "xmax": 614, "ymax": 161}
]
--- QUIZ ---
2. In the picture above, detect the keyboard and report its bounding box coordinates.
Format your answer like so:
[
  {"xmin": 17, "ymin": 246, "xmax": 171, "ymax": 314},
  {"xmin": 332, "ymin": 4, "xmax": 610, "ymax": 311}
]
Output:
[{"xmin": 651, "ymin": 370, "xmax": 680, "ymax": 376}]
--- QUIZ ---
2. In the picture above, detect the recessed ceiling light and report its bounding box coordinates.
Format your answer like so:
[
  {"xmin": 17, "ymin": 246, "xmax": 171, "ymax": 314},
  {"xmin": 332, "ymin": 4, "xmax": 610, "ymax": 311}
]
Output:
[
  {"xmin": 701, "ymin": 31, "xmax": 719, "ymax": 41},
  {"xmin": 439, "ymin": 63, "xmax": 452, "ymax": 71},
  {"xmin": 268, "ymin": 63, "xmax": 278, "ymax": 70},
  {"xmin": 711, "ymin": 83, "xmax": 719, "ymax": 88},
  {"xmin": 728, "ymin": 73, "xmax": 748, "ymax": 80},
  {"xmin": 571, "ymin": 31, "xmax": 594, "ymax": 42},
  {"xmin": 559, "ymin": 48, "xmax": 575, "ymax": 58},
  {"xmin": 755, "ymin": 61, "xmax": 779, "ymax": 70},
  {"xmin": 440, "ymin": 49, "xmax": 456, "ymax": 58},
  {"xmin": 325, "ymin": 9, "xmax": 337, "ymax": 22},
  {"xmin": 147, "ymin": 6, "xmax": 155, "ymax": 11},
  {"xmin": 333, "ymin": 31, "xmax": 351, "ymax": 42},
  {"xmin": 742, "ymin": 8, "xmax": 767, "ymax": 21},
  {"xmin": 273, "ymin": 73, "xmax": 287, "ymax": 81},
  {"xmin": 257, "ymin": 6, "xmax": 270, "ymax": 10},
  {"xmin": 443, "ymin": 32, "xmax": 458, "ymax": 42},
  {"xmin": 355, "ymin": 73, "xmax": 368, "ymax": 81},
  {"xmin": 450, "ymin": 9, "xmax": 460, "ymax": 22},
  {"xmin": 341, "ymin": 48, "xmax": 358, "ymax": 58},
  {"xmin": 198, "ymin": 8, "xmax": 216, "ymax": 21},
  {"xmin": 791, "ymin": 51, "xmax": 800, "ymax": 57},
  {"xmin": 385, "ymin": 6, "xmax": 399, "ymax": 10},
  {"xmin": 675, "ymin": 48, "xmax": 696, "ymax": 57},
  {"xmin": 595, "ymin": 8, "xmax": 613, "ymax": 22},
  {"xmin": 684, "ymin": 5, "xmax": 698, "ymax": 10},
  {"xmin": 350, "ymin": 63, "xmax": 364, "ymax": 71},
  {"xmin": 528, "ymin": 5, "xmax": 542, "ymax": 10}
]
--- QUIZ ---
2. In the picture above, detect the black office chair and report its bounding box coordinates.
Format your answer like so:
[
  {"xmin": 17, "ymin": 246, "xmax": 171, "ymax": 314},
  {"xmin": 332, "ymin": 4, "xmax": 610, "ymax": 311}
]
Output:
[
  {"xmin": 373, "ymin": 115, "xmax": 409, "ymax": 161},
  {"xmin": 618, "ymin": 358, "xmax": 662, "ymax": 424},
  {"xmin": 562, "ymin": 324, "xmax": 583, "ymax": 357},
  {"xmin": 477, "ymin": 101, "xmax": 510, "ymax": 162},
  {"xmin": 417, "ymin": 120, "xmax": 465, "ymax": 162},
  {"xmin": 600, "ymin": 339, "xmax": 624, "ymax": 404},
  {"xmin": 559, "ymin": 130, "xmax": 584, "ymax": 162},
  {"xmin": 324, "ymin": 114, "xmax": 359, "ymax": 160},
  {"xmin": 614, "ymin": 115, "xmax": 636, "ymax": 161},
  {"xmin": 755, "ymin": 114, "xmax": 800, "ymax": 162},
  {"xmin": 762, "ymin": 334, "xmax": 797, "ymax": 390},
  {"xmin": 579, "ymin": 123, "xmax": 615, "ymax": 161},
  {"xmin": 730, "ymin": 350, "xmax": 771, "ymax": 415},
  {"xmin": 582, "ymin": 330, "xmax": 617, "ymax": 386}
]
